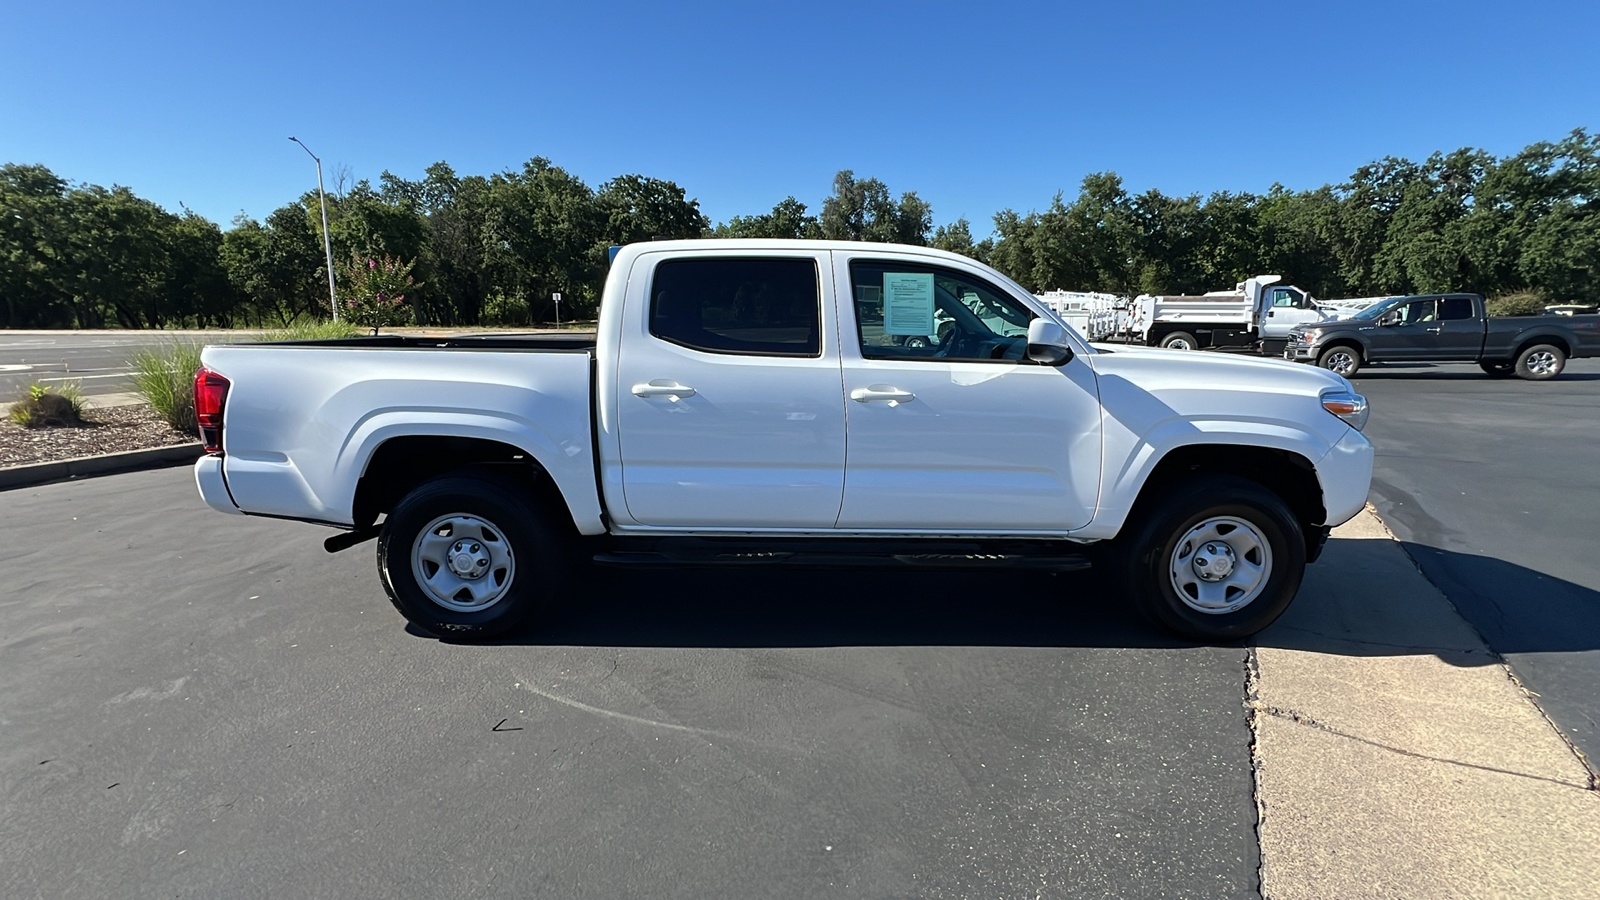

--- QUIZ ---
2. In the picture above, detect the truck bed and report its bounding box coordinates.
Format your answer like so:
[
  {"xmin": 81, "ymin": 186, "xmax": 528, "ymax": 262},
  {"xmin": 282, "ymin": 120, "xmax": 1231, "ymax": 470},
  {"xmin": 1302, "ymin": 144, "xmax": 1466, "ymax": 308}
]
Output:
[
  {"xmin": 201, "ymin": 336, "xmax": 603, "ymax": 530},
  {"xmin": 259, "ymin": 332, "xmax": 600, "ymax": 352}
]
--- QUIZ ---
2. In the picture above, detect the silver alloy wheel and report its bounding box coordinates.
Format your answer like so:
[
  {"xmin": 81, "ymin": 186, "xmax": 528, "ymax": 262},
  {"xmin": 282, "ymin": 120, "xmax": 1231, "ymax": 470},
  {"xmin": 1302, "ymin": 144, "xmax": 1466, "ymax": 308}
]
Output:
[
  {"xmin": 411, "ymin": 513, "xmax": 516, "ymax": 613},
  {"xmin": 1322, "ymin": 350, "xmax": 1358, "ymax": 375},
  {"xmin": 1526, "ymin": 350, "xmax": 1559, "ymax": 376},
  {"xmin": 1168, "ymin": 516, "xmax": 1273, "ymax": 615},
  {"xmin": 1165, "ymin": 338, "xmax": 1193, "ymax": 350}
]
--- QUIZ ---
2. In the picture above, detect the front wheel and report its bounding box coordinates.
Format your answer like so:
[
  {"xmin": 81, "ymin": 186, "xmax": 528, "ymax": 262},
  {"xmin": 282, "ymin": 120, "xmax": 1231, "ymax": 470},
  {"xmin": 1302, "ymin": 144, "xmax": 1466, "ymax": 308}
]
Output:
[
  {"xmin": 1120, "ymin": 475, "xmax": 1306, "ymax": 641},
  {"xmin": 377, "ymin": 473, "xmax": 563, "ymax": 642},
  {"xmin": 1515, "ymin": 343, "xmax": 1565, "ymax": 381},
  {"xmin": 1317, "ymin": 345, "xmax": 1362, "ymax": 377}
]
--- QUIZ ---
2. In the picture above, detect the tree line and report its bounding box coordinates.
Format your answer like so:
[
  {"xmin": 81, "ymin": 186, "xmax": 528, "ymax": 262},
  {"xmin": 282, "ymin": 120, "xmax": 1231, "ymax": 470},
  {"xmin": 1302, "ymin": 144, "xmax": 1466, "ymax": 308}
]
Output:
[{"xmin": 2, "ymin": 129, "xmax": 1596, "ymax": 329}]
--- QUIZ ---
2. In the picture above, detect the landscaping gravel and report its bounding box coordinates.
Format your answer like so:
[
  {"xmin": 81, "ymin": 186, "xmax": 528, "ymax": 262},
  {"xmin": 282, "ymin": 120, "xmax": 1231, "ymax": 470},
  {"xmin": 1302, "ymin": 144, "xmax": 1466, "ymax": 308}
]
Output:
[{"xmin": 0, "ymin": 404, "xmax": 192, "ymax": 468}]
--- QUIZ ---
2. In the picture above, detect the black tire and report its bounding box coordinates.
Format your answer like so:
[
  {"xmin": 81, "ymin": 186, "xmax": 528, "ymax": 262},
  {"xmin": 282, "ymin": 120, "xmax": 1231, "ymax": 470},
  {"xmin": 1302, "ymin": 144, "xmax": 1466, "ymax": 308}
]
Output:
[
  {"xmin": 1479, "ymin": 360, "xmax": 1515, "ymax": 378},
  {"xmin": 1159, "ymin": 331, "xmax": 1199, "ymax": 351},
  {"xmin": 904, "ymin": 335, "xmax": 929, "ymax": 349},
  {"xmin": 1317, "ymin": 344, "xmax": 1362, "ymax": 377},
  {"xmin": 1120, "ymin": 475, "xmax": 1306, "ymax": 641},
  {"xmin": 377, "ymin": 473, "xmax": 564, "ymax": 642},
  {"xmin": 1514, "ymin": 343, "xmax": 1565, "ymax": 381}
]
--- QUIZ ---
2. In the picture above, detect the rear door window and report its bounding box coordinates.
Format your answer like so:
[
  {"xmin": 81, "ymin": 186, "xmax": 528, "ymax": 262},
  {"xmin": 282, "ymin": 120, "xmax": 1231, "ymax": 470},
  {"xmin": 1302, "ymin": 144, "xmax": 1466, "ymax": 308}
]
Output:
[
  {"xmin": 1439, "ymin": 297, "xmax": 1474, "ymax": 320},
  {"xmin": 649, "ymin": 258, "xmax": 821, "ymax": 357}
]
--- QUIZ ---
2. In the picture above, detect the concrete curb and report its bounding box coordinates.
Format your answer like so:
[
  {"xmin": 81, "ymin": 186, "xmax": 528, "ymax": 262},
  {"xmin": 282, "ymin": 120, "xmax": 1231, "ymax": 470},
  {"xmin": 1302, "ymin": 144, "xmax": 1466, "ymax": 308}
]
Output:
[{"xmin": 0, "ymin": 443, "xmax": 203, "ymax": 491}]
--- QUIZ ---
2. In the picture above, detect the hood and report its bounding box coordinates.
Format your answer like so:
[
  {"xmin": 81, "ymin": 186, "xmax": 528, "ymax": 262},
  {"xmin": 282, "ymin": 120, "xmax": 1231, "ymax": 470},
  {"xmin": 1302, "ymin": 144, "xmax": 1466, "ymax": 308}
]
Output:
[{"xmin": 1088, "ymin": 342, "xmax": 1350, "ymax": 397}]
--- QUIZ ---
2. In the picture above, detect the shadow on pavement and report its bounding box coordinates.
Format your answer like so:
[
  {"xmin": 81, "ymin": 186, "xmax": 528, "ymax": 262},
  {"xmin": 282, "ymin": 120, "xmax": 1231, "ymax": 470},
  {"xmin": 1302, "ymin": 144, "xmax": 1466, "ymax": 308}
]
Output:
[
  {"xmin": 418, "ymin": 533, "xmax": 1600, "ymax": 662},
  {"xmin": 1353, "ymin": 366, "xmax": 1600, "ymax": 382}
]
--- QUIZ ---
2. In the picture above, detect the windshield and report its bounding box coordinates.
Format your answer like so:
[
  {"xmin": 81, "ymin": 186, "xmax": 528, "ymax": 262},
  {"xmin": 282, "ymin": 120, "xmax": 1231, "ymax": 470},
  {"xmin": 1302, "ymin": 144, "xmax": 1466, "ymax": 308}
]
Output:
[{"xmin": 1350, "ymin": 297, "xmax": 1405, "ymax": 321}]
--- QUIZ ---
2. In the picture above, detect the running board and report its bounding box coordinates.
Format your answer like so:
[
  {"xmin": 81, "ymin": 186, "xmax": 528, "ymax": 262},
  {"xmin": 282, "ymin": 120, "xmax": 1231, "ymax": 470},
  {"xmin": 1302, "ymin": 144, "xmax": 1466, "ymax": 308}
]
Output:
[{"xmin": 592, "ymin": 547, "xmax": 1092, "ymax": 572}]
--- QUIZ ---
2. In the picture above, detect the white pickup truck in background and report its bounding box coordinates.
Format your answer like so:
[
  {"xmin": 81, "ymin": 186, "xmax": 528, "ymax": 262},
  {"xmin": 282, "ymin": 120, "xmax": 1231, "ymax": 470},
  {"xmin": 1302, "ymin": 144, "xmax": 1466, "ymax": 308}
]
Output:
[{"xmin": 193, "ymin": 240, "xmax": 1373, "ymax": 642}]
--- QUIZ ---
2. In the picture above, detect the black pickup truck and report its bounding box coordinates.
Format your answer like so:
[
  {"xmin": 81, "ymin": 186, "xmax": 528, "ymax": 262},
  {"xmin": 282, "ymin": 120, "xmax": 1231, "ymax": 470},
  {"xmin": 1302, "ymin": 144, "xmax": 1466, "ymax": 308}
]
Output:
[{"xmin": 1285, "ymin": 293, "xmax": 1600, "ymax": 380}]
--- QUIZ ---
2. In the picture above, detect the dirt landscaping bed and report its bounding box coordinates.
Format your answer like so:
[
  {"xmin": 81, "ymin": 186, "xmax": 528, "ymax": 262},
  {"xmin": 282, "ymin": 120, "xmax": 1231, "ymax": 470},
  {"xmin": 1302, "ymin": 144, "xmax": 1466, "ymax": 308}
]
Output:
[{"xmin": 1, "ymin": 405, "xmax": 192, "ymax": 468}]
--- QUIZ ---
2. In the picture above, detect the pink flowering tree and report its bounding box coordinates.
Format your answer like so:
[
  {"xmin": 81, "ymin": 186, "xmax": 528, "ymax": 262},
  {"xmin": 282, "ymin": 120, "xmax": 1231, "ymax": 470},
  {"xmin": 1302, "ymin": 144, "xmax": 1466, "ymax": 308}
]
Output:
[{"xmin": 342, "ymin": 255, "xmax": 419, "ymax": 334}]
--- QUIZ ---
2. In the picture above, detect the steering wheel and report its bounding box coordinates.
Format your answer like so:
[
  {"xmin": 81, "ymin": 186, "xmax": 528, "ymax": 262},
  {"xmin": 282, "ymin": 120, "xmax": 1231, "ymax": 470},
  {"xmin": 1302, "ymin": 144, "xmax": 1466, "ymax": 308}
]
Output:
[{"xmin": 934, "ymin": 324, "xmax": 964, "ymax": 358}]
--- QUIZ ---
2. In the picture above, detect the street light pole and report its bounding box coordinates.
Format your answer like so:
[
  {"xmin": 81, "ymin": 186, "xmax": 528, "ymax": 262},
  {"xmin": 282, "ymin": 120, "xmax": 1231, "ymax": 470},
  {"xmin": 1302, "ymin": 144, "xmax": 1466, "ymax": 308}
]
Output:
[{"xmin": 289, "ymin": 137, "xmax": 340, "ymax": 321}]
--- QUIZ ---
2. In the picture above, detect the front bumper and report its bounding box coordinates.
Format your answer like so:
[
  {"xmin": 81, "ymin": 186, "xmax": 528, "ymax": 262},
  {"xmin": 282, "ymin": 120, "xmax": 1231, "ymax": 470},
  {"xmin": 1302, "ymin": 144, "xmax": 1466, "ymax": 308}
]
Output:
[
  {"xmin": 1316, "ymin": 427, "xmax": 1375, "ymax": 527},
  {"xmin": 1284, "ymin": 335, "xmax": 1321, "ymax": 361}
]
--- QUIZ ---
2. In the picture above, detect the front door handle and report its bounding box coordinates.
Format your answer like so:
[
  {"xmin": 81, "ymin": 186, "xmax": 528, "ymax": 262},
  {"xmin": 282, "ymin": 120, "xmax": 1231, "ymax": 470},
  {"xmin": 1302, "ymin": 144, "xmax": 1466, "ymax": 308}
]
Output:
[
  {"xmin": 1425, "ymin": 326, "xmax": 1442, "ymax": 334},
  {"xmin": 632, "ymin": 380, "xmax": 696, "ymax": 399},
  {"xmin": 850, "ymin": 385, "xmax": 915, "ymax": 404}
]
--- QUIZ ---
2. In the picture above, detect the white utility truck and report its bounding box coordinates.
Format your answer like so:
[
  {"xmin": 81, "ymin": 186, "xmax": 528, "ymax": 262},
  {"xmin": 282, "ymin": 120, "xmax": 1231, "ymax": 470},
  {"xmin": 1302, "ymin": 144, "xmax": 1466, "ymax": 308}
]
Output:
[
  {"xmin": 1034, "ymin": 291, "xmax": 1125, "ymax": 341},
  {"xmin": 1128, "ymin": 276, "xmax": 1333, "ymax": 353},
  {"xmin": 192, "ymin": 241, "xmax": 1373, "ymax": 642}
]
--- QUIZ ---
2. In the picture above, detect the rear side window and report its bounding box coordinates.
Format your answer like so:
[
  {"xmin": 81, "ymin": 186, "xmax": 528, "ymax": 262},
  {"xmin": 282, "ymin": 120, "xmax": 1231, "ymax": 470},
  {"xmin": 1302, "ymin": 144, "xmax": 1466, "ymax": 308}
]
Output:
[
  {"xmin": 1439, "ymin": 297, "xmax": 1474, "ymax": 320},
  {"xmin": 649, "ymin": 258, "xmax": 821, "ymax": 357}
]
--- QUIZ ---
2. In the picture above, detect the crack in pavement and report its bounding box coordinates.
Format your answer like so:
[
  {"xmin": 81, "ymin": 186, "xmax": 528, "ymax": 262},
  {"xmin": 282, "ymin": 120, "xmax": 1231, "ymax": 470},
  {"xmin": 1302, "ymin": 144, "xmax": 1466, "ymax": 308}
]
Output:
[{"xmin": 1250, "ymin": 700, "xmax": 1596, "ymax": 793}]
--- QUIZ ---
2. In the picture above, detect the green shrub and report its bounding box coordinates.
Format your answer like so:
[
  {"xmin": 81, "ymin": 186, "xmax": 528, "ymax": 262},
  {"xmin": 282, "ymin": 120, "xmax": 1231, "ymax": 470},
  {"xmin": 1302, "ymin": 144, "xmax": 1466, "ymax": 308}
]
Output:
[
  {"xmin": 129, "ymin": 343, "xmax": 203, "ymax": 434},
  {"xmin": 255, "ymin": 320, "xmax": 361, "ymax": 342},
  {"xmin": 1485, "ymin": 291, "xmax": 1547, "ymax": 317},
  {"xmin": 9, "ymin": 381, "xmax": 86, "ymax": 428},
  {"xmin": 482, "ymin": 293, "xmax": 530, "ymax": 327}
]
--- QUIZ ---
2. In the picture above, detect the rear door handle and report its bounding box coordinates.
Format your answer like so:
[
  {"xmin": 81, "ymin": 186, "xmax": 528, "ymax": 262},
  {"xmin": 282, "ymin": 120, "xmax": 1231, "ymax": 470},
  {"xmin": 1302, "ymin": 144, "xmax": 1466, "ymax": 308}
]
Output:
[
  {"xmin": 632, "ymin": 380, "xmax": 696, "ymax": 399},
  {"xmin": 1425, "ymin": 327, "xmax": 1442, "ymax": 333},
  {"xmin": 850, "ymin": 385, "xmax": 915, "ymax": 404}
]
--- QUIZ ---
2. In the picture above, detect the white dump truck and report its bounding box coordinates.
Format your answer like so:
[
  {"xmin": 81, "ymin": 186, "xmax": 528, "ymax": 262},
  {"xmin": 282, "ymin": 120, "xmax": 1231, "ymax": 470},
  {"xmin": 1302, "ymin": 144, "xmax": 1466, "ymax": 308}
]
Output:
[{"xmin": 1128, "ymin": 276, "xmax": 1333, "ymax": 353}]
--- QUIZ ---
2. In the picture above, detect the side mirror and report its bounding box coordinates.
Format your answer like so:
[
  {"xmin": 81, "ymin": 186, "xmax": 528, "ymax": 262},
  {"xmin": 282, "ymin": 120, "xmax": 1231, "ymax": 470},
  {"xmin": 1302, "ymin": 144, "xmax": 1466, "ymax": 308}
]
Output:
[{"xmin": 1026, "ymin": 318, "xmax": 1075, "ymax": 366}]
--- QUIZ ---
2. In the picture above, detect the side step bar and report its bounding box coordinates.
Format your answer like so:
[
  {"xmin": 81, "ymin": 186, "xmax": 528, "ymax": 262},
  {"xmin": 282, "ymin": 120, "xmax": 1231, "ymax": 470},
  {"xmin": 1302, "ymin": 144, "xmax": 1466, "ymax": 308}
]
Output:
[{"xmin": 593, "ymin": 545, "xmax": 1093, "ymax": 572}]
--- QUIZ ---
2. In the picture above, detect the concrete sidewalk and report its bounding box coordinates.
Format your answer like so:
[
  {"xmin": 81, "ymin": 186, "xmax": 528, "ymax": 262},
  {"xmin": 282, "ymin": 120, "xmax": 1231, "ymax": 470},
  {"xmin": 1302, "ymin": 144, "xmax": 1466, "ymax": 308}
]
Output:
[{"xmin": 1254, "ymin": 510, "xmax": 1600, "ymax": 898}]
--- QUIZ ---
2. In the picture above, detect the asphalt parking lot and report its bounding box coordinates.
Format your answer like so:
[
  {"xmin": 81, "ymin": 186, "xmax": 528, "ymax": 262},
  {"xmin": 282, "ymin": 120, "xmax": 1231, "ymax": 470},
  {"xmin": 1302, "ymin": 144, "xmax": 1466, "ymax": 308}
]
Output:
[
  {"xmin": 3, "ymin": 355, "xmax": 1597, "ymax": 898},
  {"xmin": 1352, "ymin": 357, "xmax": 1600, "ymax": 759},
  {"xmin": 2, "ymin": 467, "xmax": 1263, "ymax": 899}
]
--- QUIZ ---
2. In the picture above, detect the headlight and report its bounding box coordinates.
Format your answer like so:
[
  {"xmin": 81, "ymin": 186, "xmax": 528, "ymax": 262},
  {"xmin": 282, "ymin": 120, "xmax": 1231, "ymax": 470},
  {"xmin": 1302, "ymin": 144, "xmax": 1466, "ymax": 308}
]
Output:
[
  {"xmin": 1320, "ymin": 390, "xmax": 1369, "ymax": 431},
  {"xmin": 1301, "ymin": 328, "xmax": 1324, "ymax": 341}
]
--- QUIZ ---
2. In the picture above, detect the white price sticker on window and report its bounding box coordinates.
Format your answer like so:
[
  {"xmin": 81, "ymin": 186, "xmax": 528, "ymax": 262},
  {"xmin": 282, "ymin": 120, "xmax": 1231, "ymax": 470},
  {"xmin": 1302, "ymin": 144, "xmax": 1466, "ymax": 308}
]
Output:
[{"xmin": 883, "ymin": 272, "xmax": 935, "ymax": 336}]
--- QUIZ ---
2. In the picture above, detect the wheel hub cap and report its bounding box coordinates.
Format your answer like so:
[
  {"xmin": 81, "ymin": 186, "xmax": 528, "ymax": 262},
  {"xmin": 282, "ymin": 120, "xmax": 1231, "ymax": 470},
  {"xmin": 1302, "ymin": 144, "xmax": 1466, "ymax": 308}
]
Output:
[
  {"xmin": 1193, "ymin": 541, "xmax": 1236, "ymax": 581},
  {"xmin": 448, "ymin": 540, "xmax": 491, "ymax": 578},
  {"xmin": 1169, "ymin": 516, "xmax": 1274, "ymax": 615},
  {"xmin": 411, "ymin": 514, "xmax": 515, "ymax": 613}
]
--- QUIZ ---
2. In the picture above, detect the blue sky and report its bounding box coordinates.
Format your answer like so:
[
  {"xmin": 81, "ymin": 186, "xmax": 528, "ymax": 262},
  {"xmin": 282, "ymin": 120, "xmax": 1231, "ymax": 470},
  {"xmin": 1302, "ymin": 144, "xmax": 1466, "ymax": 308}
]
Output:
[{"xmin": 3, "ymin": 0, "xmax": 1596, "ymax": 235}]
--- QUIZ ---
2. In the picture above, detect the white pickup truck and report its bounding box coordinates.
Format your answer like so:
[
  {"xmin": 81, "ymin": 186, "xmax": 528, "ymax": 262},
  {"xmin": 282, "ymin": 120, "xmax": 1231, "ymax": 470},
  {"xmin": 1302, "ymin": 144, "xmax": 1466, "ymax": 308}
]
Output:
[{"xmin": 193, "ymin": 240, "xmax": 1373, "ymax": 642}]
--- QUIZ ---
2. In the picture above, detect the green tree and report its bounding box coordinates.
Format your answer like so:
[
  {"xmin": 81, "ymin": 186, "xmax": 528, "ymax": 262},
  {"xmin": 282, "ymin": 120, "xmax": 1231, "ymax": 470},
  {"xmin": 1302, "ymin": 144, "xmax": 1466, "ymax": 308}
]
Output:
[
  {"xmin": 820, "ymin": 171, "xmax": 931, "ymax": 244},
  {"xmin": 0, "ymin": 164, "xmax": 73, "ymax": 328},
  {"xmin": 714, "ymin": 196, "xmax": 820, "ymax": 239}
]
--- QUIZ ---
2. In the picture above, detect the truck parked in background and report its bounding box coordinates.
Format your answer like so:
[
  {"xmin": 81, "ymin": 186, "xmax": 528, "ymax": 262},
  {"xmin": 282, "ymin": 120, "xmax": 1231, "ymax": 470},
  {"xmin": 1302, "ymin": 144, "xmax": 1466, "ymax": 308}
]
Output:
[
  {"xmin": 1127, "ymin": 276, "xmax": 1333, "ymax": 353},
  {"xmin": 1286, "ymin": 293, "xmax": 1600, "ymax": 379},
  {"xmin": 1034, "ymin": 290, "xmax": 1124, "ymax": 341}
]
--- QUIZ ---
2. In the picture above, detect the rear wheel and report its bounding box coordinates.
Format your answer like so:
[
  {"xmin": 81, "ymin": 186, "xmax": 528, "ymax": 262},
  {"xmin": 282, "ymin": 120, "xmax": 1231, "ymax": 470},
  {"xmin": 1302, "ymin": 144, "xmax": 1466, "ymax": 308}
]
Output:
[
  {"xmin": 1479, "ymin": 360, "xmax": 1515, "ymax": 378},
  {"xmin": 1159, "ymin": 331, "xmax": 1199, "ymax": 350},
  {"xmin": 377, "ymin": 473, "xmax": 563, "ymax": 642},
  {"xmin": 1515, "ymin": 344, "xmax": 1565, "ymax": 381},
  {"xmin": 1120, "ymin": 475, "xmax": 1306, "ymax": 641},
  {"xmin": 1317, "ymin": 345, "xmax": 1362, "ymax": 377}
]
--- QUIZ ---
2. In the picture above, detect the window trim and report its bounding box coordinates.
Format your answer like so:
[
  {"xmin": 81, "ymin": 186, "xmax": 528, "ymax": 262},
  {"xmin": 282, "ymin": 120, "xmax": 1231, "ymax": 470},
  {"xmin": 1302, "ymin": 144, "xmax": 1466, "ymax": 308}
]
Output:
[
  {"xmin": 646, "ymin": 256, "xmax": 824, "ymax": 359},
  {"xmin": 846, "ymin": 258, "xmax": 1038, "ymax": 365}
]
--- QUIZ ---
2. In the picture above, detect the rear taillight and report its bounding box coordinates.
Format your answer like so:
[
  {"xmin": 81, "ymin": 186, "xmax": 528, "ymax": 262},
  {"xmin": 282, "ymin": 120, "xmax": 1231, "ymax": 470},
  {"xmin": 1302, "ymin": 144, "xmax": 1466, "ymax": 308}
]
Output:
[{"xmin": 194, "ymin": 366, "xmax": 230, "ymax": 453}]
